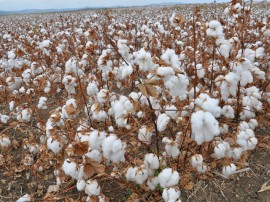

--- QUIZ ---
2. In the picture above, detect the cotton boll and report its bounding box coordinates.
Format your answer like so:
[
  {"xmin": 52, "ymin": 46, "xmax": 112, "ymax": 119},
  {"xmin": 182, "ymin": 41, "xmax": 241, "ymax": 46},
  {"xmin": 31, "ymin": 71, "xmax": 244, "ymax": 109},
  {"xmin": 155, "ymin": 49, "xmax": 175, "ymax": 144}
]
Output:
[
  {"xmin": 0, "ymin": 115, "xmax": 10, "ymax": 124},
  {"xmin": 85, "ymin": 150, "xmax": 102, "ymax": 163},
  {"xmin": 230, "ymin": 147, "xmax": 243, "ymax": 160},
  {"xmin": 191, "ymin": 154, "xmax": 203, "ymax": 168},
  {"xmin": 87, "ymin": 82, "xmax": 99, "ymax": 96},
  {"xmin": 62, "ymin": 159, "xmax": 80, "ymax": 180},
  {"xmin": 47, "ymin": 137, "xmax": 63, "ymax": 154},
  {"xmin": 144, "ymin": 153, "xmax": 159, "ymax": 170},
  {"xmin": 238, "ymin": 121, "xmax": 250, "ymax": 131},
  {"xmin": 162, "ymin": 187, "xmax": 181, "ymax": 202},
  {"xmin": 97, "ymin": 89, "xmax": 109, "ymax": 104},
  {"xmin": 0, "ymin": 135, "xmax": 11, "ymax": 148},
  {"xmin": 157, "ymin": 113, "xmax": 170, "ymax": 132},
  {"xmin": 222, "ymin": 163, "xmax": 237, "ymax": 177},
  {"xmin": 138, "ymin": 126, "xmax": 153, "ymax": 145},
  {"xmin": 161, "ymin": 49, "xmax": 180, "ymax": 68},
  {"xmin": 191, "ymin": 111, "xmax": 220, "ymax": 145},
  {"xmin": 134, "ymin": 48, "xmax": 154, "ymax": 71},
  {"xmin": 248, "ymin": 119, "xmax": 258, "ymax": 130},
  {"xmin": 221, "ymin": 105, "xmax": 235, "ymax": 118},
  {"xmin": 213, "ymin": 142, "xmax": 230, "ymax": 159},
  {"xmin": 17, "ymin": 108, "xmax": 32, "ymax": 122},
  {"xmin": 162, "ymin": 137, "xmax": 180, "ymax": 158},
  {"xmin": 77, "ymin": 179, "xmax": 86, "ymax": 191},
  {"xmin": 158, "ymin": 168, "xmax": 180, "ymax": 188},
  {"xmin": 195, "ymin": 94, "xmax": 221, "ymax": 117},
  {"xmin": 16, "ymin": 194, "xmax": 31, "ymax": 202},
  {"xmin": 220, "ymin": 124, "xmax": 229, "ymax": 134},
  {"xmin": 147, "ymin": 177, "xmax": 159, "ymax": 190},
  {"xmin": 196, "ymin": 64, "xmax": 205, "ymax": 78},
  {"xmin": 102, "ymin": 134, "xmax": 125, "ymax": 163},
  {"xmin": 37, "ymin": 97, "xmax": 48, "ymax": 110},
  {"xmin": 164, "ymin": 74, "xmax": 189, "ymax": 97},
  {"xmin": 87, "ymin": 130, "xmax": 107, "ymax": 151},
  {"xmin": 126, "ymin": 165, "xmax": 149, "ymax": 185},
  {"xmin": 196, "ymin": 163, "xmax": 208, "ymax": 174},
  {"xmin": 85, "ymin": 180, "xmax": 101, "ymax": 196},
  {"xmin": 157, "ymin": 66, "xmax": 175, "ymax": 78},
  {"xmin": 121, "ymin": 65, "xmax": 133, "ymax": 78}
]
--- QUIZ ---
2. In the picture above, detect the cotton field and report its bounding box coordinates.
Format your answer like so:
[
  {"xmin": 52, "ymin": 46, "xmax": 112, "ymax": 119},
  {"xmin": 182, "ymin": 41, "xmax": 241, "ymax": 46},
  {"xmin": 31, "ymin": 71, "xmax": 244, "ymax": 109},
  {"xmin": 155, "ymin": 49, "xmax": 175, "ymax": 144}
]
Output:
[{"xmin": 0, "ymin": 1, "xmax": 270, "ymax": 201}]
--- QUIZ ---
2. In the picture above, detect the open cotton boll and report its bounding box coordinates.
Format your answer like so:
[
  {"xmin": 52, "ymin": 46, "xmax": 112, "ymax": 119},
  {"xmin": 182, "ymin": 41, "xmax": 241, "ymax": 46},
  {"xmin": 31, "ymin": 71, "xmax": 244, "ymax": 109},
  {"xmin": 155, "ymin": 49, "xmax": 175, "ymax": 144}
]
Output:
[
  {"xmin": 248, "ymin": 119, "xmax": 258, "ymax": 130},
  {"xmin": 0, "ymin": 114, "xmax": 9, "ymax": 124},
  {"xmin": 222, "ymin": 163, "xmax": 237, "ymax": 177},
  {"xmin": 86, "ymin": 82, "xmax": 99, "ymax": 97},
  {"xmin": 196, "ymin": 163, "xmax": 208, "ymax": 174},
  {"xmin": 191, "ymin": 154, "xmax": 203, "ymax": 168},
  {"xmin": 220, "ymin": 72, "xmax": 239, "ymax": 101},
  {"xmin": 228, "ymin": 147, "xmax": 243, "ymax": 160},
  {"xmin": 85, "ymin": 150, "xmax": 102, "ymax": 163},
  {"xmin": 221, "ymin": 105, "xmax": 235, "ymax": 118},
  {"xmin": 157, "ymin": 113, "xmax": 170, "ymax": 132},
  {"xmin": 191, "ymin": 111, "xmax": 220, "ymax": 145},
  {"xmin": 17, "ymin": 108, "xmax": 32, "ymax": 122},
  {"xmin": 8, "ymin": 50, "xmax": 16, "ymax": 59},
  {"xmin": 196, "ymin": 64, "xmax": 205, "ymax": 79},
  {"xmin": 37, "ymin": 97, "xmax": 48, "ymax": 110},
  {"xmin": 85, "ymin": 180, "xmax": 101, "ymax": 196},
  {"xmin": 87, "ymin": 130, "xmax": 107, "ymax": 151},
  {"xmin": 213, "ymin": 142, "xmax": 230, "ymax": 159},
  {"xmin": 162, "ymin": 137, "xmax": 180, "ymax": 158},
  {"xmin": 77, "ymin": 179, "xmax": 86, "ymax": 191},
  {"xmin": 164, "ymin": 105, "xmax": 179, "ymax": 120},
  {"xmin": 147, "ymin": 177, "xmax": 159, "ymax": 190},
  {"xmin": 164, "ymin": 74, "xmax": 189, "ymax": 97},
  {"xmin": 144, "ymin": 153, "xmax": 159, "ymax": 170},
  {"xmin": 236, "ymin": 129, "xmax": 258, "ymax": 150},
  {"xmin": 195, "ymin": 93, "xmax": 221, "ymax": 117},
  {"xmin": 102, "ymin": 134, "xmax": 125, "ymax": 163},
  {"xmin": 206, "ymin": 20, "xmax": 223, "ymax": 38},
  {"xmin": 220, "ymin": 124, "xmax": 229, "ymax": 134},
  {"xmin": 238, "ymin": 121, "xmax": 250, "ymax": 131},
  {"xmin": 47, "ymin": 137, "xmax": 63, "ymax": 154},
  {"xmin": 157, "ymin": 66, "xmax": 175, "ymax": 78},
  {"xmin": 16, "ymin": 194, "xmax": 31, "ymax": 202},
  {"xmin": 97, "ymin": 89, "xmax": 110, "ymax": 104},
  {"xmin": 0, "ymin": 135, "xmax": 11, "ymax": 147},
  {"xmin": 138, "ymin": 126, "xmax": 153, "ymax": 145},
  {"xmin": 121, "ymin": 65, "xmax": 133, "ymax": 78},
  {"xmin": 158, "ymin": 168, "xmax": 180, "ymax": 188},
  {"xmin": 62, "ymin": 159, "xmax": 80, "ymax": 180},
  {"xmin": 161, "ymin": 49, "xmax": 180, "ymax": 68},
  {"xmin": 162, "ymin": 187, "xmax": 181, "ymax": 202},
  {"xmin": 134, "ymin": 48, "xmax": 154, "ymax": 71},
  {"xmin": 126, "ymin": 165, "xmax": 149, "ymax": 185}
]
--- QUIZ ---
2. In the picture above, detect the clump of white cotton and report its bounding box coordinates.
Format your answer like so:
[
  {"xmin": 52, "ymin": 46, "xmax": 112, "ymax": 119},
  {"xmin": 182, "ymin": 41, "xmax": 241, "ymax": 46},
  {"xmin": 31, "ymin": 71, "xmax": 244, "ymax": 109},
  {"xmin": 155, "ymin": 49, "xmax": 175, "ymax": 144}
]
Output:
[
  {"xmin": 158, "ymin": 168, "xmax": 180, "ymax": 188},
  {"xmin": 162, "ymin": 187, "xmax": 181, "ymax": 202},
  {"xmin": 162, "ymin": 137, "xmax": 180, "ymax": 158},
  {"xmin": 157, "ymin": 113, "xmax": 170, "ymax": 132},
  {"xmin": 102, "ymin": 134, "xmax": 125, "ymax": 163},
  {"xmin": 222, "ymin": 163, "xmax": 237, "ymax": 177},
  {"xmin": 85, "ymin": 180, "xmax": 101, "ymax": 196},
  {"xmin": 138, "ymin": 126, "xmax": 153, "ymax": 145},
  {"xmin": 191, "ymin": 111, "xmax": 220, "ymax": 145}
]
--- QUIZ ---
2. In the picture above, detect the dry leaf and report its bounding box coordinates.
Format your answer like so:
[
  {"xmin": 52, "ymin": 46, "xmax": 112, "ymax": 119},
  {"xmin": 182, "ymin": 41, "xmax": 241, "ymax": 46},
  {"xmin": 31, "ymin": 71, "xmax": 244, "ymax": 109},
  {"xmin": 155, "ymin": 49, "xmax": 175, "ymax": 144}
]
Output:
[
  {"xmin": 47, "ymin": 185, "xmax": 59, "ymax": 193},
  {"xmin": 138, "ymin": 83, "xmax": 158, "ymax": 97},
  {"xmin": 84, "ymin": 157, "xmax": 105, "ymax": 178},
  {"xmin": 73, "ymin": 141, "xmax": 89, "ymax": 156},
  {"xmin": 183, "ymin": 181, "xmax": 194, "ymax": 190},
  {"xmin": 258, "ymin": 182, "xmax": 270, "ymax": 193}
]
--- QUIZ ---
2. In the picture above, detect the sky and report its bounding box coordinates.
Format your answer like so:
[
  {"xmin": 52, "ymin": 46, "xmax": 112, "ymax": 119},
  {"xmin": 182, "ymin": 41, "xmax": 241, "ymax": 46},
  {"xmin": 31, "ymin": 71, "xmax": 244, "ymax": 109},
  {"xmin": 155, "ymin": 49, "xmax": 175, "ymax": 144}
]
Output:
[{"xmin": 0, "ymin": 0, "xmax": 233, "ymax": 11}]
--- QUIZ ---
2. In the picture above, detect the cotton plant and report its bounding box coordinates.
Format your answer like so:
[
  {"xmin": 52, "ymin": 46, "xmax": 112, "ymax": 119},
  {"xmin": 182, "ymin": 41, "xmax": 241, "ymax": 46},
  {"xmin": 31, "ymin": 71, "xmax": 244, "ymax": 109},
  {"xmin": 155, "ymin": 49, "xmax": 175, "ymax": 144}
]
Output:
[{"xmin": 102, "ymin": 134, "xmax": 125, "ymax": 163}]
